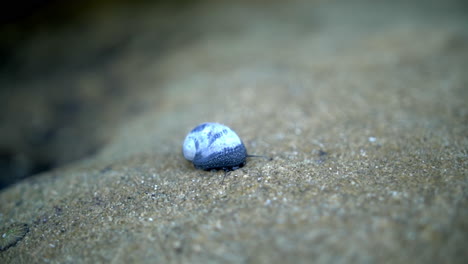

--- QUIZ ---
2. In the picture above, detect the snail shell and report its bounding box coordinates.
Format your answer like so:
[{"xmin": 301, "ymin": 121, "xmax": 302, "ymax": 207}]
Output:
[{"xmin": 183, "ymin": 122, "xmax": 247, "ymax": 171}]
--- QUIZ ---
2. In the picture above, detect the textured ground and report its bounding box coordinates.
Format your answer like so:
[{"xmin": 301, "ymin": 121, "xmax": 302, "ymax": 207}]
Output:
[{"xmin": 1, "ymin": 0, "xmax": 467, "ymax": 263}]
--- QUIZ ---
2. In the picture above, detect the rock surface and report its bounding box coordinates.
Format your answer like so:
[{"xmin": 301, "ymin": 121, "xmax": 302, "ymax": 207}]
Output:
[{"xmin": 1, "ymin": 0, "xmax": 467, "ymax": 263}]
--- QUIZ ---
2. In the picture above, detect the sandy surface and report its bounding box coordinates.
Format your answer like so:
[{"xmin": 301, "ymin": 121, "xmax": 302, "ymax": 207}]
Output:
[{"xmin": 1, "ymin": 0, "xmax": 467, "ymax": 263}]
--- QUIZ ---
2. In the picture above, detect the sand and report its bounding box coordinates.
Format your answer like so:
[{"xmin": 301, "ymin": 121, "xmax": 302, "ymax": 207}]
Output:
[{"xmin": 1, "ymin": 0, "xmax": 467, "ymax": 263}]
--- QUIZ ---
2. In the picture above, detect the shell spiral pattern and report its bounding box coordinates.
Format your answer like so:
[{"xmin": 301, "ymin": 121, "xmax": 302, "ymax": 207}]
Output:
[{"xmin": 183, "ymin": 123, "xmax": 247, "ymax": 171}]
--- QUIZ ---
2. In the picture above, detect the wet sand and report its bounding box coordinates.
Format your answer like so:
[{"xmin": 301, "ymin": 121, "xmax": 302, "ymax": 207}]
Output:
[{"xmin": 1, "ymin": 0, "xmax": 467, "ymax": 263}]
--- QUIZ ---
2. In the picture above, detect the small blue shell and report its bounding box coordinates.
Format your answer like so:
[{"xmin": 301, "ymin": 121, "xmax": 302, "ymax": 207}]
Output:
[{"xmin": 183, "ymin": 123, "xmax": 247, "ymax": 171}]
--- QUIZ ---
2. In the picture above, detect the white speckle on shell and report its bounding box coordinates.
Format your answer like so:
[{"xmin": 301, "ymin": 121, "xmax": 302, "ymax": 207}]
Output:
[{"xmin": 182, "ymin": 123, "xmax": 247, "ymax": 171}]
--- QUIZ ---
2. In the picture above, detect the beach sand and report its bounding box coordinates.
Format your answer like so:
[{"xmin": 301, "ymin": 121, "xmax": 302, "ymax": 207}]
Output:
[{"xmin": 1, "ymin": 0, "xmax": 467, "ymax": 263}]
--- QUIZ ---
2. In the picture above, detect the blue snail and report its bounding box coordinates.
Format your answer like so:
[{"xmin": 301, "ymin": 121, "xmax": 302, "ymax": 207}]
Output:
[{"xmin": 183, "ymin": 122, "xmax": 267, "ymax": 171}]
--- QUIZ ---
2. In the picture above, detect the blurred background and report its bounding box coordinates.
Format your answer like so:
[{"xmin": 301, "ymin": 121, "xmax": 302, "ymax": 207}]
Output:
[{"xmin": 0, "ymin": 0, "xmax": 199, "ymax": 189}]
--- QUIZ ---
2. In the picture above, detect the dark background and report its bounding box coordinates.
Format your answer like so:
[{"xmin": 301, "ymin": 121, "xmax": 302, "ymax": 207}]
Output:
[{"xmin": 0, "ymin": 0, "xmax": 195, "ymax": 189}]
